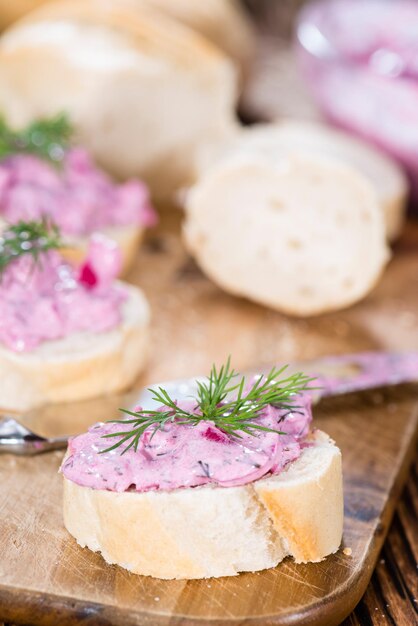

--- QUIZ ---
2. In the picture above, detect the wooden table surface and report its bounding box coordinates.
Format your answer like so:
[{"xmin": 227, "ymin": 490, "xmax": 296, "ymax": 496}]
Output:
[{"xmin": 343, "ymin": 458, "xmax": 417, "ymax": 626}]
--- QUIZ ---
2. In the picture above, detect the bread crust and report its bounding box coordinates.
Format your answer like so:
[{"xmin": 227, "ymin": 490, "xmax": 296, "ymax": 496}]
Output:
[
  {"xmin": 0, "ymin": 0, "xmax": 45, "ymax": 30},
  {"xmin": 254, "ymin": 431, "xmax": 344, "ymax": 563},
  {"xmin": 141, "ymin": 0, "xmax": 255, "ymax": 78},
  {"xmin": 0, "ymin": 0, "xmax": 255, "ymax": 78},
  {"xmin": 0, "ymin": 284, "xmax": 150, "ymax": 412},
  {"xmin": 62, "ymin": 430, "xmax": 343, "ymax": 579}
]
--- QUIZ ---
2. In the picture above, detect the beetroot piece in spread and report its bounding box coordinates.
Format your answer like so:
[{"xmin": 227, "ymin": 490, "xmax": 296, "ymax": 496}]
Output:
[
  {"xmin": 0, "ymin": 234, "xmax": 127, "ymax": 352},
  {"xmin": 0, "ymin": 148, "xmax": 156, "ymax": 236},
  {"xmin": 61, "ymin": 394, "xmax": 312, "ymax": 492}
]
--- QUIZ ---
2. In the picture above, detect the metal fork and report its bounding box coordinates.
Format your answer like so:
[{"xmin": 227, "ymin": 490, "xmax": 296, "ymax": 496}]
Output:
[
  {"xmin": 1, "ymin": 351, "xmax": 417, "ymax": 455},
  {"xmin": 0, "ymin": 417, "xmax": 68, "ymax": 455}
]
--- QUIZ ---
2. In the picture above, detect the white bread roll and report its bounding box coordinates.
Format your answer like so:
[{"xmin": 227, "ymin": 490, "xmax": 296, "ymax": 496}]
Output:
[
  {"xmin": 197, "ymin": 120, "xmax": 408, "ymax": 241},
  {"xmin": 184, "ymin": 153, "xmax": 389, "ymax": 317},
  {"xmin": 0, "ymin": 0, "xmax": 238, "ymax": 198},
  {"xmin": 63, "ymin": 429, "xmax": 343, "ymax": 579},
  {"xmin": 0, "ymin": 0, "xmax": 255, "ymax": 77},
  {"xmin": 0, "ymin": 285, "xmax": 150, "ymax": 412}
]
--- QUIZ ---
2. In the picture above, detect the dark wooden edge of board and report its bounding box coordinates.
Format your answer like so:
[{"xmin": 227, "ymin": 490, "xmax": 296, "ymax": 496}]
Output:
[{"xmin": 1, "ymin": 412, "xmax": 417, "ymax": 626}]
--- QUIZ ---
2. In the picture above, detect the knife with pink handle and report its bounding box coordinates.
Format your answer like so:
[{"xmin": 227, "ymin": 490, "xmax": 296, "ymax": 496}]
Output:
[{"xmin": 308, "ymin": 352, "xmax": 418, "ymax": 401}]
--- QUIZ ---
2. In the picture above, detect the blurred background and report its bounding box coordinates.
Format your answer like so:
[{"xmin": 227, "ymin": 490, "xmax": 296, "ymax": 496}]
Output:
[{"xmin": 1, "ymin": 0, "xmax": 417, "ymax": 208}]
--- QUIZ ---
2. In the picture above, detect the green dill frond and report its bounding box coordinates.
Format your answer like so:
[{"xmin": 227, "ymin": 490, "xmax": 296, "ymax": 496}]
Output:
[
  {"xmin": 0, "ymin": 113, "xmax": 72, "ymax": 165},
  {"xmin": 0, "ymin": 218, "xmax": 62, "ymax": 275},
  {"xmin": 101, "ymin": 358, "xmax": 316, "ymax": 454}
]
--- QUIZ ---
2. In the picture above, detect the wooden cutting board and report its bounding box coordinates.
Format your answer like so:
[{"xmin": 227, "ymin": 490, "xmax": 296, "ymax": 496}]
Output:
[{"xmin": 1, "ymin": 210, "xmax": 418, "ymax": 626}]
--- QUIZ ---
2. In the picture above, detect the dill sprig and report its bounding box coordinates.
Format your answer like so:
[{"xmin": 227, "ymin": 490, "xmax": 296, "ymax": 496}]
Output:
[
  {"xmin": 0, "ymin": 113, "xmax": 72, "ymax": 165},
  {"xmin": 0, "ymin": 218, "xmax": 62, "ymax": 275},
  {"xmin": 101, "ymin": 358, "xmax": 316, "ymax": 455}
]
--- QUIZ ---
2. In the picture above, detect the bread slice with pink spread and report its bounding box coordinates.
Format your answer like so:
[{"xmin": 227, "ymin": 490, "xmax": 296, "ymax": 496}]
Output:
[
  {"xmin": 141, "ymin": 0, "xmax": 255, "ymax": 81},
  {"xmin": 0, "ymin": 222, "xmax": 150, "ymax": 411},
  {"xmin": 63, "ymin": 429, "xmax": 342, "ymax": 579},
  {"xmin": 61, "ymin": 363, "xmax": 344, "ymax": 579},
  {"xmin": 0, "ymin": 119, "xmax": 157, "ymax": 275},
  {"xmin": 0, "ymin": 283, "xmax": 149, "ymax": 412}
]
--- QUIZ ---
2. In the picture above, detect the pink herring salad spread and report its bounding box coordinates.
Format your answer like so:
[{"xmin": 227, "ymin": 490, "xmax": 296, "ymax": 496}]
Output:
[
  {"xmin": 0, "ymin": 234, "xmax": 127, "ymax": 352},
  {"xmin": 0, "ymin": 148, "xmax": 156, "ymax": 236},
  {"xmin": 61, "ymin": 394, "xmax": 312, "ymax": 492}
]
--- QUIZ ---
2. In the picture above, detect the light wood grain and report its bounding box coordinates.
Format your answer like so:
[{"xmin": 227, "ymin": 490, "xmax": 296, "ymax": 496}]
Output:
[{"xmin": 0, "ymin": 210, "xmax": 418, "ymax": 626}]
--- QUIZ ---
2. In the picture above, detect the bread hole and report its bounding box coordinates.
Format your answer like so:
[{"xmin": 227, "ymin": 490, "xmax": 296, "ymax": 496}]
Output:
[
  {"xmin": 270, "ymin": 198, "xmax": 285, "ymax": 211},
  {"xmin": 259, "ymin": 247, "xmax": 270, "ymax": 260},
  {"xmin": 299, "ymin": 286, "xmax": 315, "ymax": 298},
  {"xmin": 343, "ymin": 277, "xmax": 354, "ymax": 289},
  {"xmin": 287, "ymin": 239, "xmax": 303, "ymax": 250},
  {"xmin": 336, "ymin": 213, "xmax": 347, "ymax": 226},
  {"xmin": 309, "ymin": 174, "xmax": 323, "ymax": 185}
]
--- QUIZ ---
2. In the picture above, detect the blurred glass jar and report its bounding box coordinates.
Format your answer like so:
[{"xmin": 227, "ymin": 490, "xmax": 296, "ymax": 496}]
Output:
[{"xmin": 295, "ymin": 0, "xmax": 418, "ymax": 198}]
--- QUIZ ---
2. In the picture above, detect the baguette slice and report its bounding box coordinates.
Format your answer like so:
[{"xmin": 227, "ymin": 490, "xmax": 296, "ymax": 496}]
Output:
[
  {"xmin": 197, "ymin": 120, "xmax": 408, "ymax": 241},
  {"xmin": 0, "ymin": 0, "xmax": 238, "ymax": 198},
  {"xmin": 0, "ymin": 284, "xmax": 150, "ymax": 412},
  {"xmin": 63, "ymin": 429, "xmax": 343, "ymax": 579},
  {"xmin": 184, "ymin": 153, "xmax": 389, "ymax": 317}
]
